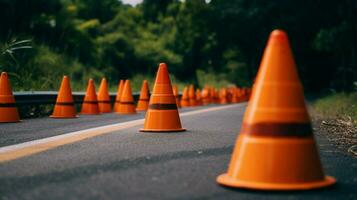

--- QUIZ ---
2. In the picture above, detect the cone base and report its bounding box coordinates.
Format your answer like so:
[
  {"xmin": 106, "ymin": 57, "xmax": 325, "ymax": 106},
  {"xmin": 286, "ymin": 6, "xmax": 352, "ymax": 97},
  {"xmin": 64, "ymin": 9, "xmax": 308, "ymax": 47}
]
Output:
[
  {"xmin": 50, "ymin": 115, "xmax": 78, "ymax": 119},
  {"xmin": 100, "ymin": 111, "xmax": 112, "ymax": 113},
  {"xmin": 0, "ymin": 108, "xmax": 20, "ymax": 122},
  {"xmin": 99, "ymin": 107, "xmax": 112, "ymax": 113},
  {"xmin": 136, "ymin": 102, "xmax": 149, "ymax": 112},
  {"xmin": 140, "ymin": 128, "xmax": 186, "ymax": 132},
  {"xmin": 181, "ymin": 101, "xmax": 189, "ymax": 107},
  {"xmin": 116, "ymin": 105, "xmax": 136, "ymax": 114},
  {"xmin": 0, "ymin": 120, "xmax": 20, "ymax": 123},
  {"xmin": 217, "ymin": 174, "xmax": 336, "ymax": 191},
  {"xmin": 116, "ymin": 109, "xmax": 137, "ymax": 114}
]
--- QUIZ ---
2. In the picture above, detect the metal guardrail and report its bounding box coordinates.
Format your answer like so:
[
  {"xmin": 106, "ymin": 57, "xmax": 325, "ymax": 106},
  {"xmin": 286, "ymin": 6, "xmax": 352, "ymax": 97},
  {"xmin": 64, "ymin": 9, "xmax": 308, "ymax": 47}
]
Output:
[
  {"xmin": 14, "ymin": 91, "xmax": 141, "ymax": 106},
  {"xmin": 13, "ymin": 91, "xmax": 182, "ymax": 118},
  {"xmin": 12, "ymin": 91, "xmax": 142, "ymax": 118}
]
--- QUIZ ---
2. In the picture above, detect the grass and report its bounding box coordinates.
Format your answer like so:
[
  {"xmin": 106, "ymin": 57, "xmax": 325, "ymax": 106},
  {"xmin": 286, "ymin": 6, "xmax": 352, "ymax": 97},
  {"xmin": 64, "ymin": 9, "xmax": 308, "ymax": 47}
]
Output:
[
  {"xmin": 311, "ymin": 92, "xmax": 357, "ymax": 157},
  {"xmin": 312, "ymin": 92, "xmax": 357, "ymax": 121}
]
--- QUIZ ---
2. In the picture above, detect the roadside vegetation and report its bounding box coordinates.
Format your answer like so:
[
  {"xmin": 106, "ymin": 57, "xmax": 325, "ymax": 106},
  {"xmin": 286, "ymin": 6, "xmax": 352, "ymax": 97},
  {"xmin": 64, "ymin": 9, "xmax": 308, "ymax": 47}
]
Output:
[
  {"xmin": 311, "ymin": 92, "xmax": 357, "ymax": 157},
  {"xmin": 0, "ymin": 0, "xmax": 356, "ymax": 93}
]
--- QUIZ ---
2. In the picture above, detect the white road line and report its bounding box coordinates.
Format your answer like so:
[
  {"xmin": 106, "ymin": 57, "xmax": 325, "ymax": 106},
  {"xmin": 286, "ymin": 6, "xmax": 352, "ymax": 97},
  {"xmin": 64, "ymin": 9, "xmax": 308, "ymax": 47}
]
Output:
[{"xmin": 0, "ymin": 103, "xmax": 243, "ymax": 162}]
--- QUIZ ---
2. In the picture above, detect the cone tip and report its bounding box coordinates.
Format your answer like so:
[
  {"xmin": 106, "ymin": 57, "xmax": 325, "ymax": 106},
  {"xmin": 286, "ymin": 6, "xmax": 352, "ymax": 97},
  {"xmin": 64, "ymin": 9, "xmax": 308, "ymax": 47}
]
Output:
[
  {"xmin": 155, "ymin": 63, "xmax": 171, "ymax": 84},
  {"xmin": 269, "ymin": 29, "xmax": 289, "ymax": 43},
  {"xmin": 159, "ymin": 63, "xmax": 167, "ymax": 69},
  {"xmin": 1, "ymin": 72, "xmax": 7, "ymax": 76}
]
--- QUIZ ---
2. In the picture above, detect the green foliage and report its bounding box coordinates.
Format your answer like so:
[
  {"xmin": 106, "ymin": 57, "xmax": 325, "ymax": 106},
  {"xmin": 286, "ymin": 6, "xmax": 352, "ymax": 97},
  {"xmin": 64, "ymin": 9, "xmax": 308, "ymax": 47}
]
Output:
[
  {"xmin": 77, "ymin": 19, "xmax": 100, "ymax": 31},
  {"xmin": 74, "ymin": 0, "xmax": 121, "ymax": 23},
  {"xmin": 196, "ymin": 69, "xmax": 231, "ymax": 88},
  {"xmin": 313, "ymin": 92, "xmax": 357, "ymax": 120},
  {"xmin": 0, "ymin": 38, "xmax": 32, "ymax": 71},
  {"xmin": 0, "ymin": 0, "xmax": 355, "ymax": 93}
]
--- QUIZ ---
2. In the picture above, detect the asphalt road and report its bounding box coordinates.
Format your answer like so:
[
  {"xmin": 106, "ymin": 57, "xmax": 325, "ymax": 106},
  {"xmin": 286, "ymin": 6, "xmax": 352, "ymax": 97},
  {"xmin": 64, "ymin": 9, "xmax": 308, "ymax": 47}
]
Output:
[{"xmin": 0, "ymin": 103, "xmax": 356, "ymax": 199}]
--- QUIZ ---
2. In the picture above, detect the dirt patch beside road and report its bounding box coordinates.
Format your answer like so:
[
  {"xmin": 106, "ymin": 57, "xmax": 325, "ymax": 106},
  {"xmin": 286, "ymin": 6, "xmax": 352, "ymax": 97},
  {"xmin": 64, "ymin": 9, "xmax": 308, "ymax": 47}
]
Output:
[{"xmin": 311, "ymin": 112, "xmax": 357, "ymax": 157}]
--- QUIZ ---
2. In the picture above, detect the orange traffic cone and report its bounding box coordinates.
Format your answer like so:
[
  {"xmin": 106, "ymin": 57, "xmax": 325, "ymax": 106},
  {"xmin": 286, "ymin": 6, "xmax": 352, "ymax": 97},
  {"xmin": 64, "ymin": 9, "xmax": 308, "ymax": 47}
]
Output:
[
  {"xmin": 201, "ymin": 86, "xmax": 211, "ymax": 105},
  {"xmin": 113, "ymin": 80, "xmax": 124, "ymax": 112},
  {"xmin": 236, "ymin": 88, "xmax": 244, "ymax": 102},
  {"xmin": 0, "ymin": 72, "xmax": 20, "ymax": 122},
  {"xmin": 98, "ymin": 78, "xmax": 112, "ymax": 113},
  {"xmin": 117, "ymin": 80, "xmax": 136, "ymax": 114},
  {"xmin": 50, "ymin": 76, "xmax": 77, "ymax": 118},
  {"xmin": 81, "ymin": 79, "xmax": 100, "ymax": 115},
  {"xmin": 180, "ymin": 86, "xmax": 189, "ymax": 107},
  {"xmin": 136, "ymin": 80, "xmax": 150, "ymax": 111},
  {"xmin": 241, "ymin": 88, "xmax": 247, "ymax": 101},
  {"xmin": 172, "ymin": 85, "xmax": 181, "ymax": 108},
  {"xmin": 210, "ymin": 88, "xmax": 216, "ymax": 104},
  {"xmin": 246, "ymin": 87, "xmax": 252, "ymax": 101},
  {"xmin": 215, "ymin": 88, "xmax": 220, "ymax": 104},
  {"xmin": 141, "ymin": 63, "xmax": 185, "ymax": 132},
  {"xmin": 230, "ymin": 87, "xmax": 239, "ymax": 103},
  {"xmin": 219, "ymin": 88, "xmax": 228, "ymax": 104},
  {"xmin": 188, "ymin": 84, "xmax": 196, "ymax": 106},
  {"xmin": 217, "ymin": 30, "xmax": 336, "ymax": 191},
  {"xmin": 196, "ymin": 89, "xmax": 203, "ymax": 106},
  {"xmin": 226, "ymin": 88, "xmax": 232, "ymax": 103},
  {"xmin": 238, "ymin": 88, "xmax": 247, "ymax": 103}
]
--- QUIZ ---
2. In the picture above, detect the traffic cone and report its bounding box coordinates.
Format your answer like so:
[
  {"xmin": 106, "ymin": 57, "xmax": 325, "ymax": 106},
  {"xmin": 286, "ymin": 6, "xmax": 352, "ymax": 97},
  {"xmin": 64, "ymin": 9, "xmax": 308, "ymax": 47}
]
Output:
[
  {"xmin": 246, "ymin": 87, "xmax": 252, "ymax": 101},
  {"xmin": 180, "ymin": 86, "xmax": 189, "ymax": 107},
  {"xmin": 188, "ymin": 84, "xmax": 196, "ymax": 106},
  {"xmin": 215, "ymin": 88, "xmax": 220, "ymax": 104},
  {"xmin": 226, "ymin": 88, "xmax": 232, "ymax": 103},
  {"xmin": 117, "ymin": 80, "xmax": 136, "ymax": 114},
  {"xmin": 0, "ymin": 72, "xmax": 20, "ymax": 122},
  {"xmin": 210, "ymin": 87, "xmax": 216, "ymax": 104},
  {"xmin": 98, "ymin": 78, "xmax": 112, "ymax": 113},
  {"xmin": 219, "ymin": 88, "xmax": 228, "ymax": 104},
  {"xmin": 113, "ymin": 80, "xmax": 124, "ymax": 112},
  {"xmin": 136, "ymin": 80, "xmax": 150, "ymax": 111},
  {"xmin": 217, "ymin": 30, "xmax": 336, "ymax": 191},
  {"xmin": 238, "ymin": 88, "xmax": 247, "ymax": 102},
  {"xmin": 172, "ymin": 85, "xmax": 181, "ymax": 108},
  {"xmin": 81, "ymin": 79, "xmax": 100, "ymax": 115},
  {"xmin": 241, "ymin": 88, "xmax": 247, "ymax": 101},
  {"xmin": 237, "ymin": 88, "xmax": 245, "ymax": 102},
  {"xmin": 50, "ymin": 76, "xmax": 77, "ymax": 118},
  {"xmin": 230, "ymin": 87, "xmax": 239, "ymax": 103},
  {"xmin": 196, "ymin": 89, "xmax": 203, "ymax": 106},
  {"xmin": 201, "ymin": 86, "xmax": 211, "ymax": 105},
  {"xmin": 141, "ymin": 63, "xmax": 185, "ymax": 132}
]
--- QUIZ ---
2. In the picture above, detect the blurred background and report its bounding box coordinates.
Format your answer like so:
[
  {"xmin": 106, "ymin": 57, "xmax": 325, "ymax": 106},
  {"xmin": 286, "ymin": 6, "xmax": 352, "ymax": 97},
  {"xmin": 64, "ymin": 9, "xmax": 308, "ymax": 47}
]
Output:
[{"xmin": 0, "ymin": 0, "xmax": 356, "ymax": 93}]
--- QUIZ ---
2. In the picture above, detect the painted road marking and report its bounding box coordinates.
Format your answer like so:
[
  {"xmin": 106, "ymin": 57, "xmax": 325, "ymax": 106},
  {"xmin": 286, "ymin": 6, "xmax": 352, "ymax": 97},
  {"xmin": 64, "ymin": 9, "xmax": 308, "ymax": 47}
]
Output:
[{"xmin": 0, "ymin": 104, "xmax": 243, "ymax": 163}]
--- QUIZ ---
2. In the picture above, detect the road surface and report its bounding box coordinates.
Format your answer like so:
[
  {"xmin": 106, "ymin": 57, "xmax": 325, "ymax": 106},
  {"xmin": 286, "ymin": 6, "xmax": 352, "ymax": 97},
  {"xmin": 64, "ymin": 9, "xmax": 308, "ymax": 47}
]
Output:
[{"xmin": 0, "ymin": 103, "xmax": 356, "ymax": 199}]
